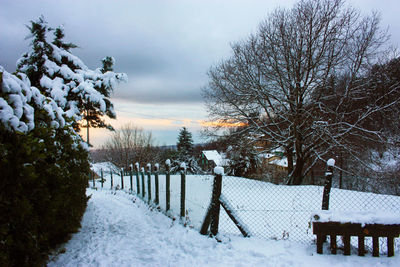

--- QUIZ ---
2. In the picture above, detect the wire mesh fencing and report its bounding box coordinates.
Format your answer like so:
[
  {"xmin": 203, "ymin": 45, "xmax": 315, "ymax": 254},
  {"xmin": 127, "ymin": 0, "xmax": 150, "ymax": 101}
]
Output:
[
  {"xmin": 90, "ymin": 166, "xmax": 400, "ymax": 255},
  {"xmin": 220, "ymin": 175, "xmax": 400, "ymax": 255}
]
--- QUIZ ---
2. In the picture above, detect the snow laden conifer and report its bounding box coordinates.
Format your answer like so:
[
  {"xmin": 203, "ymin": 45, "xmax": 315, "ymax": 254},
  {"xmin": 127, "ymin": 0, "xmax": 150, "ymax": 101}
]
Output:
[
  {"xmin": 0, "ymin": 17, "xmax": 127, "ymax": 265},
  {"xmin": 17, "ymin": 17, "xmax": 127, "ymax": 142},
  {"xmin": 0, "ymin": 66, "xmax": 65, "ymax": 132}
]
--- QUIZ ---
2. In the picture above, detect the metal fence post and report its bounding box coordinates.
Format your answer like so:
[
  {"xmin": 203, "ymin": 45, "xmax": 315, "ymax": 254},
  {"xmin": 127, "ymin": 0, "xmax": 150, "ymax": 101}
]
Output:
[
  {"xmin": 120, "ymin": 168, "xmax": 124, "ymax": 190},
  {"xmin": 180, "ymin": 163, "xmax": 186, "ymax": 219},
  {"xmin": 129, "ymin": 164, "xmax": 133, "ymax": 192},
  {"xmin": 101, "ymin": 169, "xmax": 104, "ymax": 188},
  {"xmin": 322, "ymin": 158, "xmax": 335, "ymax": 210},
  {"xmin": 147, "ymin": 163, "xmax": 152, "ymax": 203},
  {"xmin": 135, "ymin": 162, "xmax": 140, "ymax": 195},
  {"xmin": 141, "ymin": 167, "xmax": 145, "ymax": 198},
  {"xmin": 165, "ymin": 160, "xmax": 171, "ymax": 212},
  {"xmin": 110, "ymin": 169, "xmax": 113, "ymax": 189},
  {"xmin": 154, "ymin": 163, "xmax": 159, "ymax": 205}
]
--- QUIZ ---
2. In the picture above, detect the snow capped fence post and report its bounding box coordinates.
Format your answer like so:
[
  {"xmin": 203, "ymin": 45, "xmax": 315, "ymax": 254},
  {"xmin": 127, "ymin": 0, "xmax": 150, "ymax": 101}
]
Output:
[
  {"xmin": 120, "ymin": 168, "xmax": 124, "ymax": 190},
  {"xmin": 165, "ymin": 159, "xmax": 171, "ymax": 212},
  {"xmin": 129, "ymin": 164, "xmax": 133, "ymax": 192},
  {"xmin": 200, "ymin": 166, "xmax": 223, "ymax": 236},
  {"xmin": 146, "ymin": 163, "xmax": 152, "ymax": 204},
  {"xmin": 154, "ymin": 163, "xmax": 160, "ymax": 206},
  {"xmin": 322, "ymin": 159, "xmax": 335, "ymax": 210},
  {"xmin": 141, "ymin": 167, "xmax": 145, "ymax": 198},
  {"xmin": 180, "ymin": 162, "xmax": 186, "ymax": 220},
  {"xmin": 135, "ymin": 162, "xmax": 140, "ymax": 195},
  {"xmin": 92, "ymin": 171, "xmax": 95, "ymax": 188},
  {"xmin": 210, "ymin": 167, "xmax": 223, "ymax": 236}
]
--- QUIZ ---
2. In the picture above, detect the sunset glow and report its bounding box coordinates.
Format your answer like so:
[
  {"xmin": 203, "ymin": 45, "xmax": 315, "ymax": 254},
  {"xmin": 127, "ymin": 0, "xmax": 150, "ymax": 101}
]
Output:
[{"xmin": 200, "ymin": 120, "xmax": 247, "ymax": 128}]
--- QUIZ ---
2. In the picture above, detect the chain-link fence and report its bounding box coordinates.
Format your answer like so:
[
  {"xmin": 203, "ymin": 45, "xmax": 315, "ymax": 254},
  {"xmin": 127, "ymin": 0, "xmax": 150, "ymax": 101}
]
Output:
[
  {"xmin": 91, "ymin": 166, "xmax": 400, "ymax": 256},
  {"xmin": 219, "ymin": 175, "xmax": 400, "ymax": 254}
]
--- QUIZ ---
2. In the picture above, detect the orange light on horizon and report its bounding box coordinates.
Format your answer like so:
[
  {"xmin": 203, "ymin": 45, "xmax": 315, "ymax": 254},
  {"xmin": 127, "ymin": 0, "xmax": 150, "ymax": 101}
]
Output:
[{"xmin": 200, "ymin": 120, "xmax": 248, "ymax": 128}]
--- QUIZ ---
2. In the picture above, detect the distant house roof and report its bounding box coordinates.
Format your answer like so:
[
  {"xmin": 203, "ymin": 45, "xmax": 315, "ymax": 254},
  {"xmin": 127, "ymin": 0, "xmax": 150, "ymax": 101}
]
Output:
[
  {"xmin": 202, "ymin": 150, "xmax": 225, "ymax": 166},
  {"xmin": 269, "ymin": 158, "xmax": 289, "ymax": 168},
  {"xmin": 259, "ymin": 153, "xmax": 276, "ymax": 159}
]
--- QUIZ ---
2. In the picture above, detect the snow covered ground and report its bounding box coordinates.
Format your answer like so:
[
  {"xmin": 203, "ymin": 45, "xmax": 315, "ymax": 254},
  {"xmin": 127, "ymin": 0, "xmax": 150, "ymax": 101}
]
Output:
[
  {"xmin": 88, "ymin": 163, "xmax": 400, "ymax": 251},
  {"xmin": 48, "ymin": 188, "xmax": 400, "ymax": 266}
]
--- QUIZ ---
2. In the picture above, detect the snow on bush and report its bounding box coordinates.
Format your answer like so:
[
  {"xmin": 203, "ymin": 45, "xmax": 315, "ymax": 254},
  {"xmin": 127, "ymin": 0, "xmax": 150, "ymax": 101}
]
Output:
[
  {"xmin": 0, "ymin": 66, "xmax": 65, "ymax": 132},
  {"xmin": 180, "ymin": 162, "xmax": 186, "ymax": 172},
  {"xmin": 16, "ymin": 18, "xmax": 127, "ymax": 126},
  {"xmin": 28, "ymin": 43, "xmax": 128, "ymax": 122}
]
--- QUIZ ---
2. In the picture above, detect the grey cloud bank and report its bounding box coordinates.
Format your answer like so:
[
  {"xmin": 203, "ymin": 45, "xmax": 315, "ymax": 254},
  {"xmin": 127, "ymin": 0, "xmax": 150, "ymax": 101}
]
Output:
[{"xmin": 1, "ymin": 0, "xmax": 399, "ymax": 146}]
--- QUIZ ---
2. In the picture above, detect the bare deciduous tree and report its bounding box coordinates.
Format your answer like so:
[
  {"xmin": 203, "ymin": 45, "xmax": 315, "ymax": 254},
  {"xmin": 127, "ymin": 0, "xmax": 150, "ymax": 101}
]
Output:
[
  {"xmin": 101, "ymin": 123, "xmax": 155, "ymax": 168},
  {"xmin": 203, "ymin": 0, "xmax": 398, "ymax": 184}
]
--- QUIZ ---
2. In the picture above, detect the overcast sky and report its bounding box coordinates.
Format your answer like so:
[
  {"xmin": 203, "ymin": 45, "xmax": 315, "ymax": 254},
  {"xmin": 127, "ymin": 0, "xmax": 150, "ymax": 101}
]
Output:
[{"xmin": 1, "ymin": 0, "xmax": 399, "ymax": 148}]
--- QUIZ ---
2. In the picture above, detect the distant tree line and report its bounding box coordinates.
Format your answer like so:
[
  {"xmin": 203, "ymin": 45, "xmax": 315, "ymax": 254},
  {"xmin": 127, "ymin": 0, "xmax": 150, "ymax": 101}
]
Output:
[{"xmin": 92, "ymin": 125, "xmax": 205, "ymax": 173}]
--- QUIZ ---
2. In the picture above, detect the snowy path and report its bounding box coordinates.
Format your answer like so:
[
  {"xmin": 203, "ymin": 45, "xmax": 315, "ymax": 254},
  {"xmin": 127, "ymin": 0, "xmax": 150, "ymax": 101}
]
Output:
[{"xmin": 48, "ymin": 189, "xmax": 399, "ymax": 267}]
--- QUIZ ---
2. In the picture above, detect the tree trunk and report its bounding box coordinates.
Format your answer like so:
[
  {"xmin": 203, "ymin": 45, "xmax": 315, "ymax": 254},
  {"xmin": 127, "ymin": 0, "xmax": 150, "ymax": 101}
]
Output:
[
  {"xmin": 291, "ymin": 157, "xmax": 305, "ymax": 185},
  {"xmin": 86, "ymin": 109, "xmax": 90, "ymax": 145},
  {"xmin": 286, "ymin": 146, "xmax": 294, "ymax": 175}
]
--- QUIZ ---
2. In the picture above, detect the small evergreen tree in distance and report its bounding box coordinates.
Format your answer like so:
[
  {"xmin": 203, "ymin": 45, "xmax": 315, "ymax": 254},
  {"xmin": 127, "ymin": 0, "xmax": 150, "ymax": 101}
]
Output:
[
  {"xmin": 174, "ymin": 127, "xmax": 203, "ymax": 174},
  {"xmin": 177, "ymin": 126, "xmax": 194, "ymax": 158}
]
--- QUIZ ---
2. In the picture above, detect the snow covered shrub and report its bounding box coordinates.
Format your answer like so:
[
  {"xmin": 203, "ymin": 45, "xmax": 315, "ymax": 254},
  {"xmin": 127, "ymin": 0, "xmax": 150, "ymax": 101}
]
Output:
[
  {"xmin": 0, "ymin": 16, "xmax": 126, "ymax": 265},
  {"xmin": 0, "ymin": 68, "xmax": 90, "ymax": 266}
]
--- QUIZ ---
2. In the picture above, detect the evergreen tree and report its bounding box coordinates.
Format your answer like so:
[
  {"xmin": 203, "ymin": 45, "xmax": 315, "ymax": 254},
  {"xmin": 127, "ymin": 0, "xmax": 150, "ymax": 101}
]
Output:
[
  {"xmin": 0, "ymin": 17, "xmax": 128, "ymax": 265},
  {"xmin": 177, "ymin": 127, "xmax": 194, "ymax": 157},
  {"xmin": 81, "ymin": 56, "xmax": 119, "ymax": 144},
  {"xmin": 1, "ymin": 65, "xmax": 89, "ymax": 266},
  {"xmin": 174, "ymin": 127, "xmax": 203, "ymax": 174},
  {"xmin": 16, "ymin": 16, "xmax": 52, "ymax": 88},
  {"xmin": 17, "ymin": 17, "xmax": 127, "ymax": 144}
]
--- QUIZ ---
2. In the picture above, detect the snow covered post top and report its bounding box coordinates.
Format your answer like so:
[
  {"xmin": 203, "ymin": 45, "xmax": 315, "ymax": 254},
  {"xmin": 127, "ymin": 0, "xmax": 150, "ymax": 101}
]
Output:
[
  {"xmin": 180, "ymin": 162, "xmax": 186, "ymax": 174},
  {"xmin": 135, "ymin": 162, "xmax": 139, "ymax": 171},
  {"xmin": 327, "ymin": 158, "xmax": 335, "ymax": 167},
  {"xmin": 322, "ymin": 158, "xmax": 335, "ymax": 210},
  {"xmin": 146, "ymin": 163, "xmax": 151, "ymax": 173},
  {"xmin": 154, "ymin": 163, "xmax": 159, "ymax": 172},
  {"xmin": 325, "ymin": 158, "xmax": 335, "ymax": 176},
  {"xmin": 214, "ymin": 166, "xmax": 224, "ymax": 176},
  {"xmin": 165, "ymin": 159, "xmax": 171, "ymax": 172}
]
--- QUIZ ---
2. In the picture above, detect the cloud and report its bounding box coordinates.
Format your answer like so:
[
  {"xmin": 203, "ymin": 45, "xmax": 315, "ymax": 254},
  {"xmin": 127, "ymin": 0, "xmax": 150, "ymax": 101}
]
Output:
[
  {"xmin": 114, "ymin": 76, "xmax": 204, "ymax": 104},
  {"xmin": 2, "ymin": 0, "xmax": 398, "ymax": 148},
  {"xmin": 87, "ymin": 99, "xmax": 208, "ymax": 147}
]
